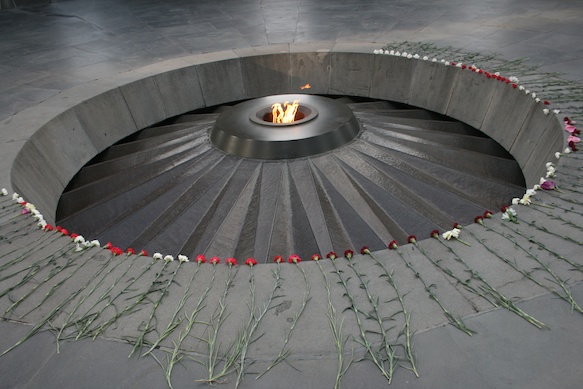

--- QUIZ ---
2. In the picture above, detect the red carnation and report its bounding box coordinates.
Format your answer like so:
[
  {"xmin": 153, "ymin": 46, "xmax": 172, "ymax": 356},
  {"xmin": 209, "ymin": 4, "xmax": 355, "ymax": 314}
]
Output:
[
  {"xmin": 474, "ymin": 216, "xmax": 484, "ymax": 225},
  {"xmin": 430, "ymin": 230, "xmax": 440, "ymax": 238},
  {"xmin": 111, "ymin": 247, "xmax": 123, "ymax": 256},
  {"xmin": 484, "ymin": 210, "xmax": 493, "ymax": 218},
  {"xmin": 226, "ymin": 257, "xmax": 237, "ymax": 267},
  {"xmin": 512, "ymin": 83, "xmax": 517, "ymax": 89},
  {"xmin": 453, "ymin": 222, "xmax": 461, "ymax": 229},
  {"xmin": 61, "ymin": 229, "xmax": 69, "ymax": 236},
  {"xmin": 195, "ymin": 254, "xmax": 206, "ymax": 264},
  {"xmin": 461, "ymin": 65, "xmax": 467, "ymax": 69},
  {"xmin": 344, "ymin": 249, "xmax": 354, "ymax": 259},
  {"xmin": 44, "ymin": 224, "xmax": 54, "ymax": 231},
  {"xmin": 451, "ymin": 61, "xmax": 456, "ymax": 66},
  {"xmin": 544, "ymin": 101, "xmax": 550, "ymax": 105},
  {"xmin": 126, "ymin": 248, "xmax": 135, "ymax": 255},
  {"xmin": 288, "ymin": 254, "xmax": 301, "ymax": 263},
  {"xmin": 501, "ymin": 205, "xmax": 509, "ymax": 212},
  {"xmin": 311, "ymin": 254, "xmax": 321, "ymax": 261},
  {"xmin": 274, "ymin": 255, "xmax": 284, "ymax": 263},
  {"xmin": 388, "ymin": 240, "xmax": 398, "ymax": 250},
  {"xmin": 210, "ymin": 257, "xmax": 220, "ymax": 265},
  {"xmin": 71, "ymin": 233, "xmax": 78, "ymax": 239},
  {"xmin": 245, "ymin": 258, "xmax": 257, "ymax": 267},
  {"xmin": 327, "ymin": 251, "xmax": 337, "ymax": 260},
  {"xmin": 56, "ymin": 226, "xmax": 63, "ymax": 232},
  {"xmin": 407, "ymin": 235, "xmax": 417, "ymax": 244},
  {"xmin": 360, "ymin": 246, "xmax": 370, "ymax": 255},
  {"xmin": 140, "ymin": 250, "xmax": 148, "ymax": 256}
]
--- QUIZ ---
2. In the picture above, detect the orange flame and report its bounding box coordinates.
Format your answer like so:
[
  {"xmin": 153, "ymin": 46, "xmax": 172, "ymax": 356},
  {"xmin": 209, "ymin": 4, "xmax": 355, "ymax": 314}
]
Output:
[
  {"xmin": 271, "ymin": 100, "xmax": 300, "ymax": 123},
  {"xmin": 300, "ymin": 84, "xmax": 311, "ymax": 90}
]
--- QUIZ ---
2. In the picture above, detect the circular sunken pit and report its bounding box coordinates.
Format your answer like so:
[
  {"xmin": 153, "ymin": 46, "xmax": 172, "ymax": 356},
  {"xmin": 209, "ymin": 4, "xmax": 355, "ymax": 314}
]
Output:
[{"xmin": 210, "ymin": 94, "xmax": 361, "ymax": 159}]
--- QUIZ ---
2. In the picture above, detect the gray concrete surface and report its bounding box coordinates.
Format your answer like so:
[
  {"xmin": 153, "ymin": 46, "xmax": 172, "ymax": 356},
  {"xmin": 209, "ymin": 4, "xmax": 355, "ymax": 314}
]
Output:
[{"xmin": 1, "ymin": 1, "xmax": 583, "ymax": 388}]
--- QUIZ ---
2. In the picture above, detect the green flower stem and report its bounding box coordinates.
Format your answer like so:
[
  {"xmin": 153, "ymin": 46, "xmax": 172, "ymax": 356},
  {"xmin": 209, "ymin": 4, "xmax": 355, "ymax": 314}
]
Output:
[
  {"xmin": 330, "ymin": 258, "xmax": 394, "ymax": 383},
  {"xmin": 0, "ymin": 240, "xmax": 72, "ymax": 301},
  {"xmin": 130, "ymin": 260, "xmax": 182, "ymax": 357},
  {"xmin": 413, "ymin": 242, "xmax": 496, "ymax": 310},
  {"xmin": 0, "ymin": 232, "xmax": 62, "ymax": 274},
  {"xmin": 88, "ymin": 256, "xmax": 161, "ymax": 340},
  {"xmin": 434, "ymin": 235, "xmax": 547, "ymax": 329},
  {"xmin": 5, "ymin": 253, "xmax": 77, "ymax": 315},
  {"xmin": 513, "ymin": 216, "xmax": 583, "ymax": 271},
  {"xmin": 517, "ymin": 214, "xmax": 583, "ymax": 247},
  {"xmin": 492, "ymin": 222, "xmax": 583, "ymax": 314},
  {"xmin": 0, "ymin": 218, "xmax": 39, "ymax": 243},
  {"xmin": 157, "ymin": 263, "xmax": 215, "ymax": 389},
  {"xmin": 529, "ymin": 204, "xmax": 583, "ymax": 232},
  {"xmin": 198, "ymin": 265, "xmax": 240, "ymax": 384},
  {"xmin": 73, "ymin": 254, "xmax": 138, "ymax": 340},
  {"xmin": 235, "ymin": 264, "xmax": 282, "ymax": 388},
  {"xmin": 362, "ymin": 251, "xmax": 417, "ymax": 378},
  {"xmin": 468, "ymin": 223, "xmax": 582, "ymax": 317},
  {"xmin": 393, "ymin": 246, "xmax": 476, "ymax": 336},
  {"xmin": 257, "ymin": 262, "xmax": 311, "ymax": 380},
  {"xmin": 1, "ymin": 282, "xmax": 89, "ymax": 357},
  {"xmin": 143, "ymin": 263, "xmax": 203, "ymax": 357},
  {"xmin": 315, "ymin": 260, "xmax": 352, "ymax": 389}
]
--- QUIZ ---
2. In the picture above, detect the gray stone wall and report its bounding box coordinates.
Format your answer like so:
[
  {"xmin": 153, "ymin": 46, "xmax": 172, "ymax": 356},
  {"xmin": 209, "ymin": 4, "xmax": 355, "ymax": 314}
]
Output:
[{"xmin": 10, "ymin": 46, "xmax": 565, "ymax": 222}]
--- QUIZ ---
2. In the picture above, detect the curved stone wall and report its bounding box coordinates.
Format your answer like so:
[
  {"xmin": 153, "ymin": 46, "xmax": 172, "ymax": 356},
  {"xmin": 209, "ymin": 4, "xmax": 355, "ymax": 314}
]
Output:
[{"xmin": 10, "ymin": 44, "xmax": 566, "ymax": 223}]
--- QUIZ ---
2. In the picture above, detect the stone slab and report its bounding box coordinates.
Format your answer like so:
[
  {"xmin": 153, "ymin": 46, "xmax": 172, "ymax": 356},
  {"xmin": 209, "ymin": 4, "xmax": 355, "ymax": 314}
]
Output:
[
  {"xmin": 409, "ymin": 60, "xmax": 459, "ymax": 115},
  {"xmin": 446, "ymin": 68, "xmax": 497, "ymax": 129},
  {"xmin": 240, "ymin": 53, "xmax": 292, "ymax": 98},
  {"xmin": 289, "ymin": 51, "xmax": 331, "ymax": 96},
  {"xmin": 119, "ymin": 77, "xmax": 168, "ymax": 130},
  {"xmin": 196, "ymin": 58, "xmax": 246, "ymax": 107},
  {"xmin": 151, "ymin": 66, "xmax": 206, "ymax": 118},
  {"xmin": 329, "ymin": 52, "xmax": 374, "ymax": 97},
  {"xmin": 369, "ymin": 55, "xmax": 417, "ymax": 104}
]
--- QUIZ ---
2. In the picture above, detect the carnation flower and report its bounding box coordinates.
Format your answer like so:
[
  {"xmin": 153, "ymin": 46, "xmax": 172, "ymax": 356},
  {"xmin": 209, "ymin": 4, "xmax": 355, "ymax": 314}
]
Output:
[
  {"xmin": 344, "ymin": 250, "xmax": 354, "ymax": 259},
  {"xmin": 288, "ymin": 254, "xmax": 301, "ymax": 263},
  {"xmin": 311, "ymin": 254, "xmax": 321, "ymax": 261},
  {"xmin": 388, "ymin": 240, "xmax": 398, "ymax": 250},
  {"xmin": 543, "ymin": 109, "xmax": 550, "ymax": 115},
  {"xmin": 407, "ymin": 235, "xmax": 417, "ymax": 244},
  {"xmin": 178, "ymin": 254, "xmax": 189, "ymax": 263},
  {"xmin": 153, "ymin": 253, "xmax": 163, "ymax": 260},
  {"xmin": 327, "ymin": 252, "xmax": 337, "ymax": 259},
  {"xmin": 195, "ymin": 254, "xmax": 206, "ymax": 264},
  {"xmin": 245, "ymin": 258, "xmax": 257, "ymax": 267},
  {"xmin": 360, "ymin": 246, "xmax": 370, "ymax": 255},
  {"xmin": 1, "ymin": 188, "xmax": 7, "ymax": 196},
  {"xmin": 274, "ymin": 255, "xmax": 284, "ymax": 263},
  {"xmin": 164, "ymin": 255, "xmax": 174, "ymax": 263},
  {"xmin": 226, "ymin": 257, "xmax": 237, "ymax": 266},
  {"xmin": 210, "ymin": 257, "xmax": 220, "ymax": 265}
]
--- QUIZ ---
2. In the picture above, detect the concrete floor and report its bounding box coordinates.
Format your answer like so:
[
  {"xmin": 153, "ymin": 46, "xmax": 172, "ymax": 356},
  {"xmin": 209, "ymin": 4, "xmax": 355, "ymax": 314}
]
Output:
[{"xmin": 1, "ymin": 1, "xmax": 583, "ymax": 388}]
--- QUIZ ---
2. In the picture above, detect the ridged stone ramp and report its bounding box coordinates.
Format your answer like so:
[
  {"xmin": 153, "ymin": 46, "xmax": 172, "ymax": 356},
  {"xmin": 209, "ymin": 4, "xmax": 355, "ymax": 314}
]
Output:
[{"xmin": 56, "ymin": 97, "xmax": 525, "ymax": 261}]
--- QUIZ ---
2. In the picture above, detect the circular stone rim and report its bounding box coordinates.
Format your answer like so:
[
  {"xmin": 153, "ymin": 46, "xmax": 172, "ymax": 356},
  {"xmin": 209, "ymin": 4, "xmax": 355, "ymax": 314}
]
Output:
[
  {"xmin": 249, "ymin": 103, "xmax": 319, "ymax": 127},
  {"xmin": 210, "ymin": 94, "xmax": 361, "ymax": 160}
]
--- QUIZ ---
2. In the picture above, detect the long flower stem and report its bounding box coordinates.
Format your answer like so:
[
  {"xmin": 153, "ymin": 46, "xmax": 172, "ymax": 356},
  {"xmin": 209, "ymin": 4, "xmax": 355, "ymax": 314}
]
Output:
[
  {"xmin": 257, "ymin": 262, "xmax": 310, "ymax": 380},
  {"xmin": 235, "ymin": 264, "xmax": 281, "ymax": 388},
  {"xmin": 434, "ymin": 236, "xmax": 546, "ymax": 329},
  {"xmin": 330, "ymin": 258, "xmax": 394, "ymax": 383},
  {"xmin": 348, "ymin": 255, "xmax": 402, "ymax": 377},
  {"xmin": 393, "ymin": 247, "xmax": 475, "ymax": 336},
  {"xmin": 130, "ymin": 260, "xmax": 181, "ymax": 357},
  {"xmin": 315, "ymin": 260, "xmax": 352, "ymax": 389}
]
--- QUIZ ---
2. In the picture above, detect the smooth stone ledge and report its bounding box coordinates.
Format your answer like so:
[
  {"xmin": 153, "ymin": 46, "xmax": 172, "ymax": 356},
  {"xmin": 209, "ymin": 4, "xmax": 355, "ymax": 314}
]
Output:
[{"xmin": 4, "ymin": 42, "xmax": 566, "ymax": 223}]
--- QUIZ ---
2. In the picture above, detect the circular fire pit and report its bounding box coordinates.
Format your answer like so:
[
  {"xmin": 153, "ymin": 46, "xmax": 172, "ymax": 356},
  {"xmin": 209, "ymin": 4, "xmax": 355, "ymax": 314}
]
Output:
[{"xmin": 210, "ymin": 94, "xmax": 361, "ymax": 159}]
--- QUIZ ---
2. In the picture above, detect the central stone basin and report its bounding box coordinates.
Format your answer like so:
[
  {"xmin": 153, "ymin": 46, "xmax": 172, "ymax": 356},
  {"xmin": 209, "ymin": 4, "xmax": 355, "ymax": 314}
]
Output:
[{"xmin": 210, "ymin": 94, "xmax": 361, "ymax": 159}]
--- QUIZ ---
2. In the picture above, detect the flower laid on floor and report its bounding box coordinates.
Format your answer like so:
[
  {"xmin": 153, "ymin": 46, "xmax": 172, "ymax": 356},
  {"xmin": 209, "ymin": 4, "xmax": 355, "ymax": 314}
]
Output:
[
  {"xmin": 501, "ymin": 206, "xmax": 518, "ymax": 223},
  {"xmin": 311, "ymin": 253, "xmax": 321, "ymax": 261},
  {"xmin": 245, "ymin": 258, "xmax": 257, "ymax": 267},
  {"xmin": 195, "ymin": 254, "xmax": 206, "ymax": 264},
  {"xmin": 178, "ymin": 255, "xmax": 189, "ymax": 263},
  {"xmin": 164, "ymin": 255, "xmax": 174, "ymax": 263},
  {"xmin": 288, "ymin": 254, "xmax": 301, "ymax": 263},
  {"xmin": 327, "ymin": 251, "xmax": 337, "ymax": 259},
  {"xmin": 344, "ymin": 249, "xmax": 354, "ymax": 259},
  {"xmin": 274, "ymin": 255, "xmax": 284, "ymax": 263},
  {"xmin": 225, "ymin": 257, "xmax": 237, "ymax": 267},
  {"xmin": 210, "ymin": 256, "xmax": 220, "ymax": 265}
]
